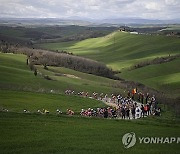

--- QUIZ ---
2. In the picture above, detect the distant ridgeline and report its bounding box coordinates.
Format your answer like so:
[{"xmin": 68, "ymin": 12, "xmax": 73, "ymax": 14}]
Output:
[
  {"xmin": 0, "ymin": 25, "xmax": 117, "ymax": 45},
  {"xmin": 0, "ymin": 41, "xmax": 115, "ymax": 79}
]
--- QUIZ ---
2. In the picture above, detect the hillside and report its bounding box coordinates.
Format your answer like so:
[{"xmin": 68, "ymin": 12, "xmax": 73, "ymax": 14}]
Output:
[
  {"xmin": 0, "ymin": 26, "xmax": 117, "ymax": 45},
  {"xmin": 0, "ymin": 112, "xmax": 180, "ymax": 154},
  {"xmin": 1, "ymin": 1, "xmax": 180, "ymax": 153},
  {"xmin": 0, "ymin": 34, "xmax": 180, "ymax": 154},
  {"xmin": 0, "ymin": 53, "xmax": 122, "ymax": 94},
  {"xmin": 0, "ymin": 52, "xmax": 125, "ymax": 113},
  {"xmin": 37, "ymin": 31, "xmax": 180, "ymax": 70},
  {"xmin": 36, "ymin": 32, "xmax": 180, "ymax": 97},
  {"xmin": 120, "ymin": 58, "xmax": 180, "ymax": 98},
  {"xmin": 0, "ymin": 90, "xmax": 105, "ymax": 113}
]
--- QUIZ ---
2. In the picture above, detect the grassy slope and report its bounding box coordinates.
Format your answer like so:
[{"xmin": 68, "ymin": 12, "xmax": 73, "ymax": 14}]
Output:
[
  {"xmin": 0, "ymin": 46, "xmax": 180, "ymax": 153},
  {"xmin": 0, "ymin": 53, "xmax": 122, "ymax": 94},
  {"xmin": 36, "ymin": 65, "xmax": 122, "ymax": 94},
  {"xmin": 160, "ymin": 25, "xmax": 180, "ymax": 32},
  {"xmin": 36, "ymin": 32, "xmax": 180, "ymax": 96},
  {"xmin": 0, "ymin": 30, "xmax": 180, "ymax": 153},
  {"xmin": 119, "ymin": 58, "xmax": 180, "ymax": 98},
  {"xmin": 0, "ymin": 90, "xmax": 105, "ymax": 113},
  {"xmin": 0, "ymin": 112, "xmax": 180, "ymax": 154},
  {"xmin": 37, "ymin": 31, "xmax": 180, "ymax": 70},
  {"xmin": 0, "ymin": 52, "xmax": 109, "ymax": 113}
]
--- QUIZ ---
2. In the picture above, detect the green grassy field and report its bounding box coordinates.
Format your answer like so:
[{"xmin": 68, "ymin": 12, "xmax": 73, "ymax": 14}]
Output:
[
  {"xmin": 159, "ymin": 25, "xmax": 180, "ymax": 33},
  {"xmin": 0, "ymin": 112, "xmax": 179, "ymax": 154},
  {"xmin": 0, "ymin": 52, "xmax": 122, "ymax": 94},
  {"xmin": 1, "ymin": 29, "xmax": 180, "ymax": 153},
  {"xmin": 36, "ymin": 31, "xmax": 180, "ymax": 97},
  {"xmin": 0, "ymin": 90, "xmax": 106, "ymax": 113},
  {"xmin": 37, "ymin": 31, "xmax": 180, "ymax": 71},
  {"xmin": 119, "ymin": 58, "xmax": 180, "ymax": 98}
]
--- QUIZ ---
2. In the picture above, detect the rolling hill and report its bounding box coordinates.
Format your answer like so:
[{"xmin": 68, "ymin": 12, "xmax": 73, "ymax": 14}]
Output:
[
  {"xmin": 0, "ymin": 25, "xmax": 117, "ymax": 45},
  {"xmin": 0, "ymin": 52, "xmax": 122, "ymax": 95},
  {"xmin": 0, "ymin": 52, "xmax": 123, "ymax": 113},
  {"xmin": 37, "ymin": 31, "xmax": 180, "ymax": 70},
  {"xmin": 36, "ymin": 31, "xmax": 180, "ymax": 97},
  {"xmin": 120, "ymin": 58, "xmax": 180, "ymax": 98},
  {"xmin": 1, "ymin": 31, "xmax": 180, "ymax": 154}
]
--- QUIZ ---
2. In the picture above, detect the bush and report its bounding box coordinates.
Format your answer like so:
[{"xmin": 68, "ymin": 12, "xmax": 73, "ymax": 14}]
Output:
[
  {"xmin": 29, "ymin": 63, "xmax": 35, "ymax": 71},
  {"xmin": 44, "ymin": 75, "xmax": 53, "ymax": 80}
]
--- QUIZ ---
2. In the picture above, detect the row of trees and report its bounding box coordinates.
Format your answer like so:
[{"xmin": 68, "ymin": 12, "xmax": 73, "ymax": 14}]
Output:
[
  {"xmin": 131, "ymin": 54, "xmax": 180, "ymax": 70},
  {"xmin": 32, "ymin": 50, "xmax": 114, "ymax": 78},
  {"xmin": 0, "ymin": 41, "xmax": 115, "ymax": 79}
]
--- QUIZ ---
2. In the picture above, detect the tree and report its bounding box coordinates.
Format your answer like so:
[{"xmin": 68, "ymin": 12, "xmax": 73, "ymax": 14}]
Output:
[
  {"xmin": 29, "ymin": 62, "xmax": 35, "ymax": 71},
  {"xmin": 39, "ymin": 54, "xmax": 49, "ymax": 69},
  {"xmin": 26, "ymin": 58, "xmax": 29, "ymax": 65},
  {"xmin": 34, "ymin": 69, "xmax": 37, "ymax": 76}
]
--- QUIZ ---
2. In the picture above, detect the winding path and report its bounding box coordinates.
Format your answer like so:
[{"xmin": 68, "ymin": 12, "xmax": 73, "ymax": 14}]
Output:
[{"xmin": 99, "ymin": 97, "xmax": 145, "ymax": 119}]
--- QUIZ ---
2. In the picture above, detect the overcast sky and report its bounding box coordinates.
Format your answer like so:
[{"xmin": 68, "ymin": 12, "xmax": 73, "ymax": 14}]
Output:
[{"xmin": 0, "ymin": 0, "xmax": 180, "ymax": 20}]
